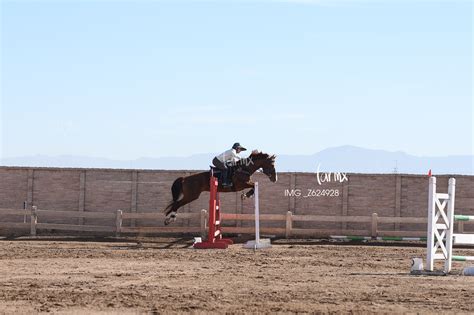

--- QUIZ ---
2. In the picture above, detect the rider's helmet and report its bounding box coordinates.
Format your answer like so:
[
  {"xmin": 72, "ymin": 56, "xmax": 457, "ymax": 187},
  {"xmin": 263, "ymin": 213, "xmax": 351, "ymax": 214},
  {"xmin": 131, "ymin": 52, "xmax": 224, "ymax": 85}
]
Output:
[{"xmin": 232, "ymin": 143, "xmax": 247, "ymax": 151}]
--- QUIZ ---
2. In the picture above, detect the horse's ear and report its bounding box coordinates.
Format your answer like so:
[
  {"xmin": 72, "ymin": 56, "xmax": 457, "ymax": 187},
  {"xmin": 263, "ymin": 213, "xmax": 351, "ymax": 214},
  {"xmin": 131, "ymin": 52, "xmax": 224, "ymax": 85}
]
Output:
[{"xmin": 271, "ymin": 154, "xmax": 276, "ymax": 160}]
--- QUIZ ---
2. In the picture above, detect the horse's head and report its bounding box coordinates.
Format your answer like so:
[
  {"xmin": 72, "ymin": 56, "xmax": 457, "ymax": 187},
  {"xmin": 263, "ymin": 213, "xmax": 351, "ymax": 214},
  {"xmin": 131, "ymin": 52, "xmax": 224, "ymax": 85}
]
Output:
[{"xmin": 248, "ymin": 150, "xmax": 277, "ymax": 182}]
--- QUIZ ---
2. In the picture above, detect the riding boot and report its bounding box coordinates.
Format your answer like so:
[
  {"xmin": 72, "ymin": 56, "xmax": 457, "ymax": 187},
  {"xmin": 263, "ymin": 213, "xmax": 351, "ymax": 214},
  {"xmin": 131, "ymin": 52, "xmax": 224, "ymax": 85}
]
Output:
[{"xmin": 222, "ymin": 169, "xmax": 232, "ymax": 187}]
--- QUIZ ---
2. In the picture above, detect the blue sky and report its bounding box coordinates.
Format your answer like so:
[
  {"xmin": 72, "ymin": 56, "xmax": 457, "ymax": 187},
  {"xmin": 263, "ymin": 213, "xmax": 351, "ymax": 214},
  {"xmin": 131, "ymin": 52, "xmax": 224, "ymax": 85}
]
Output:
[{"xmin": 1, "ymin": 0, "xmax": 472, "ymax": 160}]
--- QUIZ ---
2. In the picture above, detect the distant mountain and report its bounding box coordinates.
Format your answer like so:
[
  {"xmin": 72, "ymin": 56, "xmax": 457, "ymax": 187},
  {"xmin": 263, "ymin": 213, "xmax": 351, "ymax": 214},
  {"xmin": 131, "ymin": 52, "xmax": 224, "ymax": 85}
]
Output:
[
  {"xmin": 1, "ymin": 146, "xmax": 472, "ymax": 175},
  {"xmin": 277, "ymin": 146, "xmax": 473, "ymax": 174},
  {"xmin": 0, "ymin": 153, "xmax": 218, "ymax": 170}
]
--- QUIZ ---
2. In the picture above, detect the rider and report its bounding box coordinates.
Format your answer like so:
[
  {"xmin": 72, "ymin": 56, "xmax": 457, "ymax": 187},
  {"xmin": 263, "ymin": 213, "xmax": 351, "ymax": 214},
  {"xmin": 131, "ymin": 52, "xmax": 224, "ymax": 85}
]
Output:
[{"xmin": 213, "ymin": 143, "xmax": 247, "ymax": 187}]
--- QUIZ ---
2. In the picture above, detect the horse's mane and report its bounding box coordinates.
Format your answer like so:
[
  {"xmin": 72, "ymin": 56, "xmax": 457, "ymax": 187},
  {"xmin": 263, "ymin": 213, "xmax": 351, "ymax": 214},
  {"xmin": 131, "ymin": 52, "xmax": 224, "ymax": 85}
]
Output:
[
  {"xmin": 236, "ymin": 150, "xmax": 275, "ymax": 168},
  {"xmin": 249, "ymin": 150, "xmax": 271, "ymax": 160}
]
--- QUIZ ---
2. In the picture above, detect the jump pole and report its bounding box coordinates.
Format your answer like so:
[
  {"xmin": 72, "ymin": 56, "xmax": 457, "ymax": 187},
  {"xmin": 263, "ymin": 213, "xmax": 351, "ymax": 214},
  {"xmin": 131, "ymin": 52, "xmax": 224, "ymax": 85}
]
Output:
[
  {"xmin": 244, "ymin": 182, "xmax": 271, "ymax": 249},
  {"xmin": 330, "ymin": 236, "xmax": 427, "ymax": 242},
  {"xmin": 194, "ymin": 174, "xmax": 233, "ymax": 249}
]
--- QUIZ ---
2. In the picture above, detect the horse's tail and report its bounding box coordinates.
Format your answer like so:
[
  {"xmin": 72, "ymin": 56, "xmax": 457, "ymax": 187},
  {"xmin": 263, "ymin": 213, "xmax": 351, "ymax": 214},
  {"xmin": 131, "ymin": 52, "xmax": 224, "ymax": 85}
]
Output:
[{"xmin": 163, "ymin": 177, "xmax": 183, "ymax": 213}]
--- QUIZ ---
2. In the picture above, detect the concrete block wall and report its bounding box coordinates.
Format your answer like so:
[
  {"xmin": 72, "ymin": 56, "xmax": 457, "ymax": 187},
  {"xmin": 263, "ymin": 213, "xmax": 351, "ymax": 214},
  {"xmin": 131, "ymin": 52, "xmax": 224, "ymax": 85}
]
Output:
[{"xmin": 0, "ymin": 167, "xmax": 472, "ymax": 234}]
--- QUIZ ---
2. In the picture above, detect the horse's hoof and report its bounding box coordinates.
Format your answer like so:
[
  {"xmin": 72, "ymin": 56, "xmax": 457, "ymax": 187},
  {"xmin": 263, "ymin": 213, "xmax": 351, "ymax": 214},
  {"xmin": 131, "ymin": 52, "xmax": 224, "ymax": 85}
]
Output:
[
  {"xmin": 241, "ymin": 194, "xmax": 247, "ymax": 200},
  {"xmin": 164, "ymin": 219, "xmax": 170, "ymax": 226}
]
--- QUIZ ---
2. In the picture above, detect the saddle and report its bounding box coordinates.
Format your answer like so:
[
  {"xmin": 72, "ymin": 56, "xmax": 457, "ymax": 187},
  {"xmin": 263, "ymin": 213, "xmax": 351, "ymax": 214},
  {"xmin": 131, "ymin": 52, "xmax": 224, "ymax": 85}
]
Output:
[{"xmin": 209, "ymin": 165, "xmax": 235, "ymax": 187}]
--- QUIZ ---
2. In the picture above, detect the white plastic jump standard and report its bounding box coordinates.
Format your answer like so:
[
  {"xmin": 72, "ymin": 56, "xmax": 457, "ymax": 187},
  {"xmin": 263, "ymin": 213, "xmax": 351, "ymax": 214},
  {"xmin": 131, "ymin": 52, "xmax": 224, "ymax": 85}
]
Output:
[
  {"xmin": 426, "ymin": 177, "xmax": 456, "ymax": 272},
  {"xmin": 426, "ymin": 177, "xmax": 474, "ymax": 273},
  {"xmin": 244, "ymin": 182, "xmax": 271, "ymax": 249}
]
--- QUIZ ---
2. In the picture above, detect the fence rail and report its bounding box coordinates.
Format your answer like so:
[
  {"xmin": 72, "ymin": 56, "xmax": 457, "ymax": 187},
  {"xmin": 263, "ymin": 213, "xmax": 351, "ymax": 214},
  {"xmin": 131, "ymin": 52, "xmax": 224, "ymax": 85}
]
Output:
[{"xmin": 0, "ymin": 207, "xmax": 473, "ymax": 240}]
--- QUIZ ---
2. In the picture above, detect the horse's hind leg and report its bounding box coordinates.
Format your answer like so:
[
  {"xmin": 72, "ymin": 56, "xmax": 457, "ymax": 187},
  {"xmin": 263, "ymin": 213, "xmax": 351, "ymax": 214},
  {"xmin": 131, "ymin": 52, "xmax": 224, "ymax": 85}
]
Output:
[
  {"xmin": 164, "ymin": 195, "xmax": 200, "ymax": 225},
  {"xmin": 164, "ymin": 212, "xmax": 176, "ymax": 225},
  {"xmin": 164, "ymin": 200, "xmax": 184, "ymax": 225}
]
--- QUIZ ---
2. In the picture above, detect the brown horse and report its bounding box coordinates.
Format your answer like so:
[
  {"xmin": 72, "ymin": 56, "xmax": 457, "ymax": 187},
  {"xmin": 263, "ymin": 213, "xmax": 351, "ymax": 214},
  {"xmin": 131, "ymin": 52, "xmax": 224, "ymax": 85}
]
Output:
[{"xmin": 163, "ymin": 151, "xmax": 277, "ymax": 225}]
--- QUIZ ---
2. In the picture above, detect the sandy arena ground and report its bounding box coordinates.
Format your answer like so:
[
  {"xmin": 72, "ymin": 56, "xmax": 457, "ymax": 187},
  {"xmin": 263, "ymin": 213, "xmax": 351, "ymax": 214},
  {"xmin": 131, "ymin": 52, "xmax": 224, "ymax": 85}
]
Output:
[{"xmin": 0, "ymin": 237, "xmax": 472, "ymax": 314}]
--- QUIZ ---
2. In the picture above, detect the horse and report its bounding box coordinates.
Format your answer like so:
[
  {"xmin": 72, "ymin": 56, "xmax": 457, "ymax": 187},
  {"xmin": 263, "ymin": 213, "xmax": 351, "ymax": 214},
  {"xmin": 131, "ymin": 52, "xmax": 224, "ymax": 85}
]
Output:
[{"xmin": 163, "ymin": 151, "xmax": 277, "ymax": 225}]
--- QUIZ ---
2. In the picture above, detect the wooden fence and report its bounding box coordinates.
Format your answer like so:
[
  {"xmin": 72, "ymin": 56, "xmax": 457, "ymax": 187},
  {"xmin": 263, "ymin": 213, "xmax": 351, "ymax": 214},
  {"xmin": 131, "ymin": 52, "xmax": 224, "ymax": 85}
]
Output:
[{"xmin": 1, "ymin": 207, "xmax": 473, "ymax": 239}]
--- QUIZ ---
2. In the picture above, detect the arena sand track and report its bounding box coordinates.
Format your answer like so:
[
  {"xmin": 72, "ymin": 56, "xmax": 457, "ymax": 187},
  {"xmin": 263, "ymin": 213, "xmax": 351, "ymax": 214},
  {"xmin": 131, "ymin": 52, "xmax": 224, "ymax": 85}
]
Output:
[{"xmin": 0, "ymin": 237, "xmax": 472, "ymax": 314}]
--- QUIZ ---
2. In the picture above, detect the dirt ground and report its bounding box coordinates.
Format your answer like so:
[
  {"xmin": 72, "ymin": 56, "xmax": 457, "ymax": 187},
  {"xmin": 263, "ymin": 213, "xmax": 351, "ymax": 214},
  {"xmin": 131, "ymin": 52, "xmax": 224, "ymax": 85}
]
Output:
[{"xmin": 0, "ymin": 237, "xmax": 472, "ymax": 314}]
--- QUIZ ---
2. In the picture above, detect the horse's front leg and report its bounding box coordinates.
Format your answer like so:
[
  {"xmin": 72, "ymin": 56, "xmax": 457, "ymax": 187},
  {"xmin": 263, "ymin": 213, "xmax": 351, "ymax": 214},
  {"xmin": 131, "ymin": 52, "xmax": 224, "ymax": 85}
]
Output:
[{"xmin": 241, "ymin": 182, "xmax": 255, "ymax": 200}]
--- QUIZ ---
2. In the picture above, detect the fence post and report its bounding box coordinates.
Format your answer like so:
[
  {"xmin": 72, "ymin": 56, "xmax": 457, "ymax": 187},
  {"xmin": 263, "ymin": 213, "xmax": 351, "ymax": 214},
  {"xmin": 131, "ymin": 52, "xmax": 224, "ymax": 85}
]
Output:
[
  {"xmin": 30, "ymin": 206, "xmax": 37, "ymax": 236},
  {"xmin": 341, "ymin": 180, "xmax": 349, "ymax": 230},
  {"xmin": 285, "ymin": 211, "xmax": 293, "ymax": 238},
  {"xmin": 115, "ymin": 209, "xmax": 123, "ymax": 237},
  {"xmin": 27, "ymin": 170, "xmax": 34, "ymax": 216},
  {"xmin": 200, "ymin": 209, "xmax": 207, "ymax": 238},
  {"xmin": 458, "ymin": 220, "xmax": 464, "ymax": 233},
  {"xmin": 395, "ymin": 175, "xmax": 401, "ymax": 231},
  {"xmin": 78, "ymin": 171, "xmax": 86, "ymax": 226},
  {"xmin": 371, "ymin": 213, "xmax": 378, "ymax": 238},
  {"xmin": 130, "ymin": 171, "xmax": 138, "ymax": 228},
  {"xmin": 23, "ymin": 201, "xmax": 28, "ymax": 224},
  {"xmin": 289, "ymin": 174, "xmax": 296, "ymax": 214}
]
